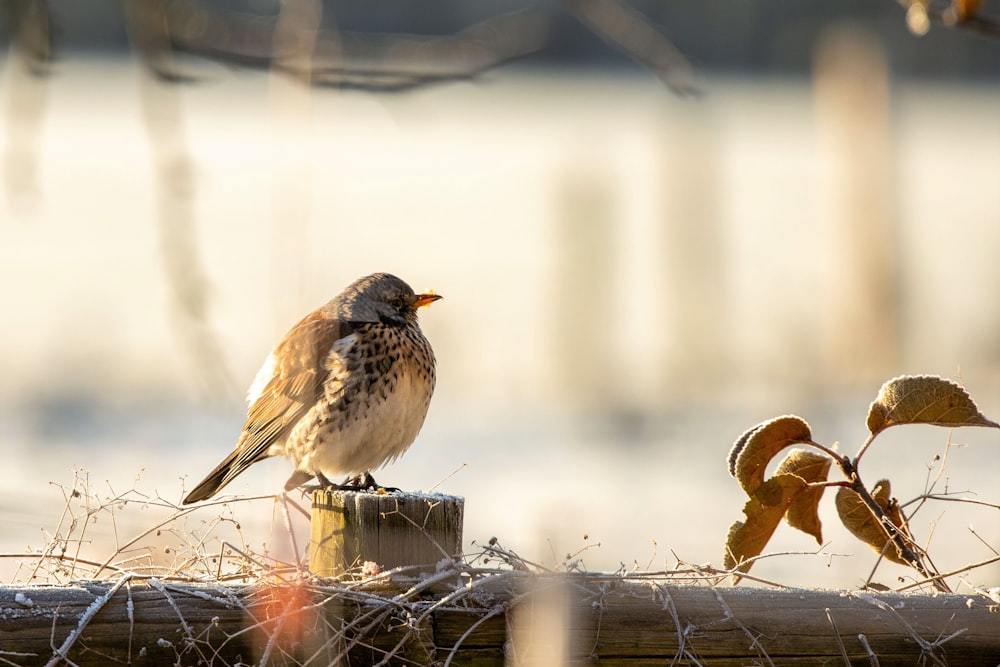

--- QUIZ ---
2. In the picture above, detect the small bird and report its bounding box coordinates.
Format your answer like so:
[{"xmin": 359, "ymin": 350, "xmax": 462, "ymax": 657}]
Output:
[{"xmin": 182, "ymin": 273, "xmax": 441, "ymax": 504}]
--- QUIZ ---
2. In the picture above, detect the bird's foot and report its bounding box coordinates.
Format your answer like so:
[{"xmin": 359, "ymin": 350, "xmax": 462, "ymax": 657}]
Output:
[
  {"xmin": 306, "ymin": 472, "xmax": 399, "ymax": 493},
  {"xmin": 301, "ymin": 472, "xmax": 354, "ymax": 493},
  {"xmin": 341, "ymin": 472, "xmax": 400, "ymax": 494}
]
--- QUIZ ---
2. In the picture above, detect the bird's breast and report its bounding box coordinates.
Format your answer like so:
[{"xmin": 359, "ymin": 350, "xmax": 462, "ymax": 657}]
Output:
[{"xmin": 285, "ymin": 323, "xmax": 436, "ymax": 476}]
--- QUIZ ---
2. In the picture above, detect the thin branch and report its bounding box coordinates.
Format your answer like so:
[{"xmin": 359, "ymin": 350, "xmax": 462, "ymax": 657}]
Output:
[
  {"xmin": 967, "ymin": 526, "xmax": 1000, "ymax": 557},
  {"xmin": 44, "ymin": 573, "xmax": 133, "ymax": 667},
  {"xmin": 806, "ymin": 440, "xmax": 844, "ymax": 462},
  {"xmin": 852, "ymin": 592, "xmax": 953, "ymax": 667},
  {"xmin": 561, "ymin": 0, "xmax": 700, "ymax": 96},
  {"xmin": 853, "ymin": 432, "xmax": 878, "ymax": 466},
  {"xmin": 825, "ymin": 608, "xmax": 853, "ymax": 667},
  {"xmin": 837, "ymin": 457, "xmax": 950, "ymax": 592},
  {"xmin": 160, "ymin": 1, "xmax": 550, "ymax": 92},
  {"xmin": 905, "ymin": 494, "xmax": 1000, "ymax": 511},
  {"xmin": 896, "ymin": 554, "xmax": 1000, "ymax": 592},
  {"xmin": 712, "ymin": 588, "xmax": 775, "ymax": 667},
  {"xmin": 441, "ymin": 600, "xmax": 511, "ymax": 667},
  {"xmin": 857, "ymin": 633, "xmax": 880, "ymax": 667}
]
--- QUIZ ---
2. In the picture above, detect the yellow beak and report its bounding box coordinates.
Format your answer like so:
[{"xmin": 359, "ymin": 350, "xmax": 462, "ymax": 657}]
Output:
[{"xmin": 414, "ymin": 292, "xmax": 443, "ymax": 309}]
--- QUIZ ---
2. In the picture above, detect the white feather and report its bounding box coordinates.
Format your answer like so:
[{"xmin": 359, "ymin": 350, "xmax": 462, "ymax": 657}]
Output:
[{"xmin": 246, "ymin": 353, "xmax": 276, "ymax": 406}]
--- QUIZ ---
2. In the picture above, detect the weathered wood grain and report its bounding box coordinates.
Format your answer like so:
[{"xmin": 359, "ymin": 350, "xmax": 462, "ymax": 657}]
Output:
[
  {"xmin": 309, "ymin": 489, "xmax": 464, "ymax": 578},
  {"xmin": 1, "ymin": 577, "xmax": 998, "ymax": 666}
]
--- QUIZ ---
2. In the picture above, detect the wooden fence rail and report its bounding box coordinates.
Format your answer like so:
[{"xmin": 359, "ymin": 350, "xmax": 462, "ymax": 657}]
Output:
[
  {"xmin": 2, "ymin": 575, "xmax": 999, "ymax": 666},
  {"xmin": 1, "ymin": 490, "xmax": 998, "ymax": 666}
]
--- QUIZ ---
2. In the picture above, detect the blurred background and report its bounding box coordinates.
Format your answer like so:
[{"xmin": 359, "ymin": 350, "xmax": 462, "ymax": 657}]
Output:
[{"xmin": 2, "ymin": 0, "xmax": 1000, "ymax": 589}]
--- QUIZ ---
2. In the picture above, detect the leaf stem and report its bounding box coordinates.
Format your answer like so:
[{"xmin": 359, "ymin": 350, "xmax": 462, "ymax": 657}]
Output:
[
  {"xmin": 853, "ymin": 432, "xmax": 877, "ymax": 465},
  {"xmin": 805, "ymin": 440, "xmax": 841, "ymax": 461},
  {"xmin": 836, "ymin": 457, "xmax": 950, "ymax": 593}
]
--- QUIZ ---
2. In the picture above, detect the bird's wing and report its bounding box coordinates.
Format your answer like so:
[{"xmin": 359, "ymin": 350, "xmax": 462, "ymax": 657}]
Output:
[
  {"xmin": 233, "ymin": 312, "xmax": 351, "ymax": 469},
  {"xmin": 185, "ymin": 313, "xmax": 351, "ymax": 501}
]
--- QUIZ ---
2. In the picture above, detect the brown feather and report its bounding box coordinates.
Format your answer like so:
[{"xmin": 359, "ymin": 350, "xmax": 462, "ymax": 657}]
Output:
[{"xmin": 182, "ymin": 312, "xmax": 350, "ymax": 504}]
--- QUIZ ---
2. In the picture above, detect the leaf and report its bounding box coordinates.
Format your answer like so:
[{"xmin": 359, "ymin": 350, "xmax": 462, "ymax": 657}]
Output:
[
  {"xmin": 834, "ymin": 480, "xmax": 910, "ymax": 565},
  {"xmin": 866, "ymin": 375, "xmax": 1000, "ymax": 436},
  {"xmin": 775, "ymin": 449, "xmax": 832, "ymax": 544},
  {"xmin": 728, "ymin": 416, "xmax": 813, "ymax": 496},
  {"xmin": 723, "ymin": 474, "xmax": 809, "ymax": 576},
  {"xmin": 727, "ymin": 423, "xmax": 757, "ymax": 478}
]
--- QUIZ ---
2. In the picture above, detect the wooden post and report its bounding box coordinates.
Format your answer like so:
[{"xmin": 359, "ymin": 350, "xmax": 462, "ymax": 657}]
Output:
[{"xmin": 309, "ymin": 489, "xmax": 464, "ymax": 578}]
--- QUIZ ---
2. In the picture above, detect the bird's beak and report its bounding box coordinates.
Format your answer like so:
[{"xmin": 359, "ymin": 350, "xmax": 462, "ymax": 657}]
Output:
[{"xmin": 414, "ymin": 292, "xmax": 443, "ymax": 309}]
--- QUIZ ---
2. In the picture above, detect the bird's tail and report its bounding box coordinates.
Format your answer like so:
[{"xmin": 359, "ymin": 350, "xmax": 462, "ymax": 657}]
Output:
[{"xmin": 183, "ymin": 448, "xmax": 254, "ymax": 505}]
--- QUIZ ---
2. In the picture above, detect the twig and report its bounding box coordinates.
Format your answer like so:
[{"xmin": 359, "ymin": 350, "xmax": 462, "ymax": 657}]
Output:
[
  {"xmin": 967, "ymin": 525, "xmax": 1000, "ymax": 556},
  {"xmin": 148, "ymin": 578, "xmax": 197, "ymax": 653},
  {"xmin": 125, "ymin": 581, "xmax": 134, "ymax": 663},
  {"xmin": 44, "ymin": 573, "xmax": 133, "ymax": 667},
  {"xmin": 825, "ymin": 608, "xmax": 852, "ymax": 667},
  {"xmin": 896, "ymin": 554, "xmax": 1000, "ymax": 592},
  {"xmin": 429, "ymin": 463, "xmax": 468, "ymax": 493},
  {"xmin": 31, "ymin": 474, "xmax": 85, "ymax": 581},
  {"xmin": 908, "ymin": 494, "xmax": 1000, "ymax": 511},
  {"xmin": 853, "ymin": 592, "xmax": 955, "ymax": 667},
  {"xmin": 837, "ymin": 458, "xmax": 950, "ymax": 592},
  {"xmin": 561, "ymin": 0, "xmax": 700, "ymax": 96},
  {"xmin": 857, "ymin": 633, "xmax": 880, "ymax": 667},
  {"xmin": 652, "ymin": 583, "xmax": 705, "ymax": 666},
  {"xmin": 806, "ymin": 439, "xmax": 843, "ymax": 462},
  {"xmin": 712, "ymin": 588, "xmax": 775, "ymax": 667},
  {"xmin": 1, "ymin": 553, "xmax": 130, "ymax": 576},
  {"xmin": 91, "ymin": 505, "xmax": 206, "ymax": 578},
  {"xmin": 441, "ymin": 599, "xmax": 511, "ymax": 667},
  {"xmin": 276, "ymin": 494, "xmax": 304, "ymax": 568},
  {"xmin": 721, "ymin": 547, "xmax": 849, "ymax": 589},
  {"xmin": 853, "ymin": 432, "xmax": 878, "ymax": 465},
  {"xmin": 257, "ymin": 597, "xmax": 291, "ymax": 667}
]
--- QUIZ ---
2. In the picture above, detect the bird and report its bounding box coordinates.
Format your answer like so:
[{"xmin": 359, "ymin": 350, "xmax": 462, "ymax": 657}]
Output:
[{"xmin": 182, "ymin": 273, "xmax": 441, "ymax": 505}]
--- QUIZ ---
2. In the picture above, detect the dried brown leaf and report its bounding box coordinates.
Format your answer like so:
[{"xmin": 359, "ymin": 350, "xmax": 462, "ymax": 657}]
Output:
[
  {"xmin": 727, "ymin": 422, "xmax": 758, "ymax": 478},
  {"xmin": 729, "ymin": 416, "xmax": 813, "ymax": 496},
  {"xmin": 866, "ymin": 375, "xmax": 1000, "ymax": 436},
  {"xmin": 775, "ymin": 449, "xmax": 832, "ymax": 544},
  {"xmin": 723, "ymin": 474, "xmax": 809, "ymax": 576},
  {"xmin": 834, "ymin": 480, "xmax": 910, "ymax": 565}
]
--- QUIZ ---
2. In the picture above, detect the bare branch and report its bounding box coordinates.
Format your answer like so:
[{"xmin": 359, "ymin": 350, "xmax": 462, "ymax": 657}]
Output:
[{"xmin": 561, "ymin": 0, "xmax": 700, "ymax": 96}]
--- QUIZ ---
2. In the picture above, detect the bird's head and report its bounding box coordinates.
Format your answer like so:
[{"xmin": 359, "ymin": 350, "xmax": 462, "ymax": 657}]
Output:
[{"xmin": 339, "ymin": 273, "xmax": 442, "ymax": 326}]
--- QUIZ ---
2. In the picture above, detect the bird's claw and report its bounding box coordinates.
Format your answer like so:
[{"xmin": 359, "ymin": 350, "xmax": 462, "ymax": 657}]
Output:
[
  {"xmin": 350, "ymin": 472, "xmax": 400, "ymax": 493},
  {"xmin": 309, "ymin": 472, "xmax": 400, "ymax": 494}
]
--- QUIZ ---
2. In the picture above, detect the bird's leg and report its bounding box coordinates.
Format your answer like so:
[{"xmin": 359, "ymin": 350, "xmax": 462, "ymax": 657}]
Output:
[
  {"xmin": 293, "ymin": 472, "xmax": 337, "ymax": 494},
  {"xmin": 333, "ymin": 472, "xmax": 400, "ymax": 493},
  {"xmin": 360, "ymin": 472, "xmax": 400, "ymax": 493},
  {"xmin": 305, "ymin": 472, "xmax": 366, "ymax": 492},
  {"xmin": 311, "ymin": 472, "xmax": 399, "ymax": 493}
]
